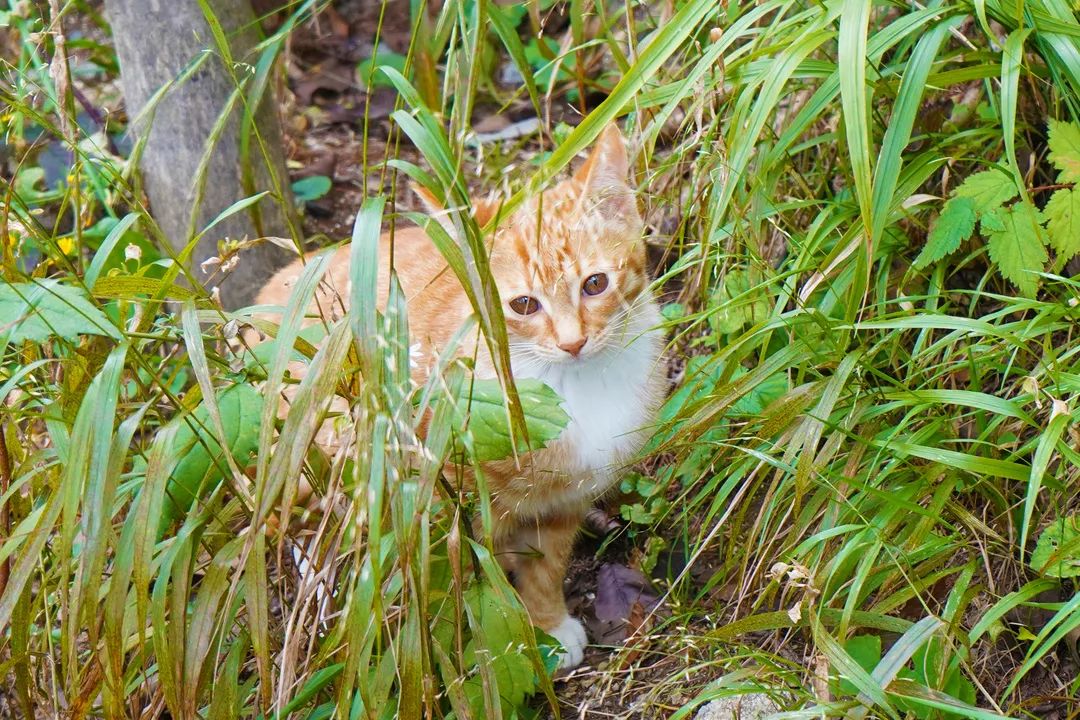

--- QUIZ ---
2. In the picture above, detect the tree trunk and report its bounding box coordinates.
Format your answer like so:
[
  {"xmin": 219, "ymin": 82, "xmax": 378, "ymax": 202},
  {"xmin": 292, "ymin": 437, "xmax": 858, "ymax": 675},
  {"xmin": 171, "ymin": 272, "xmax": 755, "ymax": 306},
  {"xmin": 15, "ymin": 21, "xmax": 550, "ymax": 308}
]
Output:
[{"xmin": 106, "ymin": 0, "xmax": 297, "ymax": 308}]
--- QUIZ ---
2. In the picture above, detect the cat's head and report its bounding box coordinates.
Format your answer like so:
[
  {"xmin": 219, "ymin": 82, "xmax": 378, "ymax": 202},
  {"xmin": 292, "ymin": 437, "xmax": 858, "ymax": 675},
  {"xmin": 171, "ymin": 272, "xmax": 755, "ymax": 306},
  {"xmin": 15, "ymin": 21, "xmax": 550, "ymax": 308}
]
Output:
[{"xmin": 420, "ymin": 125, "xmax": 649, "ymax": 365}]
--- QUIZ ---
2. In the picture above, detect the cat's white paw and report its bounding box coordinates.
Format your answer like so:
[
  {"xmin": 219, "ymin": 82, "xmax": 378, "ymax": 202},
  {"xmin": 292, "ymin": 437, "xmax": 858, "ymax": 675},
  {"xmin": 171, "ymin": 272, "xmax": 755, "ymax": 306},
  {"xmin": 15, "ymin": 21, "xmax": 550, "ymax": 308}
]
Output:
[{"xmin": 548, "ymin": 615, "xmax": 588, "ymax": 669}]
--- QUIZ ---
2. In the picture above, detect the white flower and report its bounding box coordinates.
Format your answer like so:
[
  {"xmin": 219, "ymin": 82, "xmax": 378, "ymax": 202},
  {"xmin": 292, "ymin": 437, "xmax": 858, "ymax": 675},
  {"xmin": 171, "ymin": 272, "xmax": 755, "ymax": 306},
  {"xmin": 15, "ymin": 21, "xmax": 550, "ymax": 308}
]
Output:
[
  {"xmin": 124, "ymin": 243, "xmax": 142, "ymax": 262},
  {"xmin": 409, "ymin": 342, "xmax": 423, "ymax": 369}
]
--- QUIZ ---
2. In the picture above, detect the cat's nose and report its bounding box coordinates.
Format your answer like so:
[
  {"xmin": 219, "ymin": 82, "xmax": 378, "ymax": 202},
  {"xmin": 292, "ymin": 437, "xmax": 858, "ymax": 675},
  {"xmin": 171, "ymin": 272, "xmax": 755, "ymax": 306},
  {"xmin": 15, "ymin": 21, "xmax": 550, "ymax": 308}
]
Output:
[{"xmin": 558, "ymin": 337, "xmax": 588, "ymax": 357}]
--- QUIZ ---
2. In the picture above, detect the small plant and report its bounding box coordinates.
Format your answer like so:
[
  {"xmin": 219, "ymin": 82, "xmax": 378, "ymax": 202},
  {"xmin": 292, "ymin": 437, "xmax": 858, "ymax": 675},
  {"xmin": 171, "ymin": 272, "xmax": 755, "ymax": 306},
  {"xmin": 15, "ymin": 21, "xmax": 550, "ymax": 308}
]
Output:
[
  {"xmin": 1031, "ymin": 515, "xmax": 1080, "ymax": 578},
  {"xmin": 840, "ymin": 634, "xmax": 977, "ymax": 719},
  {"xmin": 915, "ymin": 120, "xmax": 1080, "ymax": 297}
]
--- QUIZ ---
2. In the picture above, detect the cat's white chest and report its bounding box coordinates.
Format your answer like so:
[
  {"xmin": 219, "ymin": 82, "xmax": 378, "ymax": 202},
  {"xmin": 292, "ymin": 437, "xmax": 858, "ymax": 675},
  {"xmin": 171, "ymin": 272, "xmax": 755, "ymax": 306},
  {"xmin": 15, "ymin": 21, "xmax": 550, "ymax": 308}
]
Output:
[{"xmin": 516, "ymin": 309, "xmax": 664, "ymax": 504}]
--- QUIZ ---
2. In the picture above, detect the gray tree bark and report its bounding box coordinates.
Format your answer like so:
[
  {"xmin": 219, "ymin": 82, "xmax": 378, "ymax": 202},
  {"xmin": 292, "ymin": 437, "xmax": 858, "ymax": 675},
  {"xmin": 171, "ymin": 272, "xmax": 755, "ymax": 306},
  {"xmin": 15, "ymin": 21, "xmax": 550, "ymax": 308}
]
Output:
[{"xmin": 106, "ymin": 0, "xmax": 297, "ymax": 308}]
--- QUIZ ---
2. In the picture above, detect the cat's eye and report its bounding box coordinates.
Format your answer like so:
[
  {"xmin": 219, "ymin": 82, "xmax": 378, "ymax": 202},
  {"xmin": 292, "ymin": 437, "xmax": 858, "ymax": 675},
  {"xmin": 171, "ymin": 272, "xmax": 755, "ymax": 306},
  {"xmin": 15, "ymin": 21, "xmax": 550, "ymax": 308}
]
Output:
[
  {"xmin": 582, "ymin": 273, "xmax": 609, "ymax": 296},
  {"xmin": 509, "ymin": 295, "xmax": 541, "ymax": 315}
]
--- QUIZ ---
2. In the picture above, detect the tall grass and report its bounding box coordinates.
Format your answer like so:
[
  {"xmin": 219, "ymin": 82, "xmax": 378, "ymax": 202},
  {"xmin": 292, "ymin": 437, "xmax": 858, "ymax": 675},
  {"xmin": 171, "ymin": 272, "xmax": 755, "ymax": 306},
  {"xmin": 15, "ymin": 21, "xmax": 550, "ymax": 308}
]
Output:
[{"xmin": 2, "ymin": 0, "xmax": 1079, "ymax": 717}]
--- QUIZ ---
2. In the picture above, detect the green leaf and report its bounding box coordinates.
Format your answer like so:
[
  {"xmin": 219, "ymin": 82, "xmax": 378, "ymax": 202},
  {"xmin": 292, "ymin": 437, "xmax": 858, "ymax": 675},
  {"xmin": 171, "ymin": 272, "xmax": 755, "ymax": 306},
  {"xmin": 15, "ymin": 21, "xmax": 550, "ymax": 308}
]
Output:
[
  {"xmin": 92, "ymin": 275, "xmax": 208, "ymax": 304},
  {"xmin": 983, "ymin": 201, "xmax": 1047, "ymax": 297},
  {"xmin": 846, "ymin": 635, "xmax": 882, "ymax": 673},
  {"xmin": 1031, "ymin": 515, "xmax": 1080, "ymax": 578},
  {"xmin": 454, "ymin": 378, "xmax": 569, "ymax": 462},
  {"xmin": 160, "ymin": 383, "xmax": 265, "ymax": 529},
  {"xmin": 290, "ymin": 175, "xmax": 332, "ymax": 203},
  {"xmin": 661, "ymin": 357, "xmax": 787, "ymax": 422},
  {"xmin": 0, "ymin": 280, "xmax": 121, "ymax": 343},
  {"xmin": 890, "ymin": 678, "xmax": 1013, "ymax": 720},
  {"xmin": 486, "ymin": 0, "xmax": 528, "ymax": 29},
  {"xmin": 709, "ymin": 270, "xmax": 770, "ymax": 335},
  {"xmin": 1044, "ymin": 187, "xmax": 1080, "ymax": 260},
  {"xmin": 660, "ymin": 303, "xmax": 686, "ymax": 321},
  {"xmin": 245, "ymin": 323, "xmax": 327, "ymax": 369},
  {"xmin": 897, "ymin": 638, "xmax": 976, "ymax": 719},
  {"xmin": 461, "ymin": 580, "xmax": 545, "ymax": 714},
  {"xmin": 523, "ymin": 37, "xmax": 573, "ymax": 90},
  {"xmin": 954, "ymin": 170, "xmax": 1019, "ymax": 215},
  {"xmin": 837, "ymin": 635, "xmax": 882, "ymax": 697},
  {"xmin": 13, "ymin": 166, "xmax": 63, "ymax": 204},
  {"xmin": 1047, "ymin": 119, "xmax": 1080, "ymax": 184},
  {"xmin": 914, "ymin": 196, "xmax": 977, "ymax": 269},
  {"xmin": 275, "ymin": 663, "xmax": 345, "ymax": 718},
  {"xmin": 357, "ymin": 49, "xmax": 407, "ymax": 90}
]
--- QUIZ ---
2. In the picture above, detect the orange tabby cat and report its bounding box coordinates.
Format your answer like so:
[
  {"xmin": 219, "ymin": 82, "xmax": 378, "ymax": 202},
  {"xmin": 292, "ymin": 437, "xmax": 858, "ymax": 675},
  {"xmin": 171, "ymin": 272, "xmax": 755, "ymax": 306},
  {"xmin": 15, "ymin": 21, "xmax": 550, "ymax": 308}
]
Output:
[{"xmin": 255, "ymin": 125, "xmax": 666, "ymax": 667}]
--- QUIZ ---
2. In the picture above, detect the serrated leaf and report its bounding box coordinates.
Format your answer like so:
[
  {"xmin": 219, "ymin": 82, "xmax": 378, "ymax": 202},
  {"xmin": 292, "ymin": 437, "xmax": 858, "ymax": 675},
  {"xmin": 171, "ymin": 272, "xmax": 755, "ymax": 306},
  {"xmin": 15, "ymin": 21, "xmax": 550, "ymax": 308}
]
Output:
[
  {"xmin": 914, "ymin": 197, "xmax": 977, "ymax": 269},
  {"xmin": 1044, "ymin": 187, "xmax": 1080, "ymax": 260},
  {"xmin": 1048, "ymin": 119, "xmax": 1080, "ymax": 184},
  {"xmin": 160, "ymin": 383, "xmax": 265, "ymax": 529},
  {"xmin": 0, "ymin": 280, "xmax": 121, "ymax": 343},
  {"xmin": 709, "ymin": 270, "xmax": 770, "ymax": 335},
  {"xmin": 454, "ymin": 378, "xmax": 568, "ymax": 462},
  {"xmin": 954, "ymin": 170, "xmax": 1019, "ymax": 214},
  {"xmin": 1031, "ymin": 515, "xmax": 1080, "ymax": 578},
  {"xmin": 984, "ymin": 202, "xmax": 1047, "ymax": 297}
]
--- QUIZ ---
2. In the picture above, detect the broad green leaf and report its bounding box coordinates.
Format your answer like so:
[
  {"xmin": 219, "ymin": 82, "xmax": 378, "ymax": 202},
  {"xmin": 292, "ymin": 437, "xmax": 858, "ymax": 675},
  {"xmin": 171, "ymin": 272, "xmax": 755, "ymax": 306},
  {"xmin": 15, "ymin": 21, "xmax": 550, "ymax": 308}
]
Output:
[
  {"xmin": 290, "ymin": 175, "xmax": 332, "ymax": 203},
  {"xmin": 953, "ymin": 170, "xmax": 1018, "ymax": 214},
  {"xmin": 914, "ymin": 197, "xmax": 977, "ymax": 269},
  {"xmin": 245, "ymin": 322, "xmax": 327, "ymax": 369},
  {"xmin": 709, "ymin": 270, "xmax": 770, "ymax": 335},
  {"xmin": 454, "ymin": 378, "xmax": 569, "ymax": 462},
  {"xmin": 13, "ymin": 166, "xmax": 63, "ymax": 204},
  {"xmin": 889, "ymin": 678, "xmax": 1013, "ymax": 720},
  {"xmin": 0, "ymin": 280, "xmax": 120, "ymax": 343},
  {"xmin": 847, "ymin": 635, "xmax": 881, "ymax": 672},
  {"xmin": 1031, "ymin": 515, "xmax": 1080, "ymax": 578},
  {"xmin": 1048, "ymin": 119, "xmax": 1080, "ymax": 183},
  {"xmin": 160, "ymin": 383, "xmax": 264, "ymax": 529},
  {"xmin": 983, "ymin": 202, "xmax": 1047, "ymax": 297},
  {"xmin": 359, "ymin": 49, "xmax": 407, "ymax": 90},
  {"xmin": 1043, "ymin": 187, "xmax": 1080, "ymax": 260},
  {"xmin": 812, "ymin": 617, "xmax": 893, "ymax": 713},
  {"xmin": 462, "ymin": 581, "xmax": 539, "ymax": 714}
]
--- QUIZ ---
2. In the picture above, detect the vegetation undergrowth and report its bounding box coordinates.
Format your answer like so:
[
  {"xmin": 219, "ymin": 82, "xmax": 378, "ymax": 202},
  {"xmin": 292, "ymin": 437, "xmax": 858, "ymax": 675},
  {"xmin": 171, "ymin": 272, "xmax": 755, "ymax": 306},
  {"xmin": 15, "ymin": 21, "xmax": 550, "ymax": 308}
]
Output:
[{"xmin": 2, "ymin": 0, "xmax": 1080, "ymax": 718}]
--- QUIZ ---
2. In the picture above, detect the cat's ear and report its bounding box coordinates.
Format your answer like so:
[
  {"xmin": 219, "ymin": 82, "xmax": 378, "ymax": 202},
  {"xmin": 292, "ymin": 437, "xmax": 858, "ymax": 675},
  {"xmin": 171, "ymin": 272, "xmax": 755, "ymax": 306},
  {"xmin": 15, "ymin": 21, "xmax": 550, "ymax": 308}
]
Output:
[
  {"xmin": 411, "ymin": 183, "xmax": 501, "ymax": 228},
  {"xmin": 573, "ymin": 124, "xmax": 636, "ymax": 218},
  {"xmin": 574, "ymin": 124, "xmax": 630, "ymax": 187}
]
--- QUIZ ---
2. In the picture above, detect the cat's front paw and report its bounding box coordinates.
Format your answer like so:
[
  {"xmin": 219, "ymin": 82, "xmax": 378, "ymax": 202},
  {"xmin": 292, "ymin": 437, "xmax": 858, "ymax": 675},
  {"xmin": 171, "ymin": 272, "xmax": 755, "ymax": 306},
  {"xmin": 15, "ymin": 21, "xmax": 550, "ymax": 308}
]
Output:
[{"xmin": 548, "ymin": 615, "xmax": 588, "ymax": 669}]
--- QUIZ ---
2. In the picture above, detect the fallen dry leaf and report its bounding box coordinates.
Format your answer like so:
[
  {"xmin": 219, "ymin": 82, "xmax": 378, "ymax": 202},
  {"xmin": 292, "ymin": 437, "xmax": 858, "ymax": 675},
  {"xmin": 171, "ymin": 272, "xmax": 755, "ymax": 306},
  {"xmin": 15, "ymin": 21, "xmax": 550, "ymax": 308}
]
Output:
[
  {"xmin": 293, "ymin": 59, "xmax": 356, "ymax": 105},
  {"xmin": 589, "ymin": 563, "xmax": 661, "ymax": 645}
]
